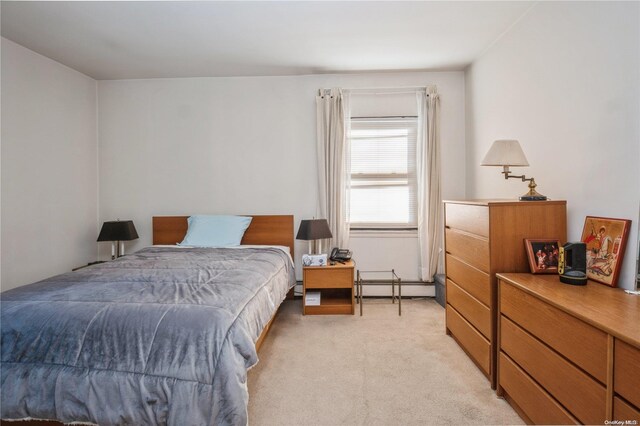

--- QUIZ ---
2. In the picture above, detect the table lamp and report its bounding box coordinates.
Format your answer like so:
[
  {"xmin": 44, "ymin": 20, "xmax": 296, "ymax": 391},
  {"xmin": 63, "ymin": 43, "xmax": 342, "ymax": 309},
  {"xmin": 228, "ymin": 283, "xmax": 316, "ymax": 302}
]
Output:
[
  {"xmin": 296, "ymin": 219, "xmax": 333, "ymax": 254},
  {"xmin": 481, "ymin": 139, "xmax": 547, "ymax": 201},
  {"xmin": 97, "ymin": 220, "xmax": 139, "ymax": 260}
]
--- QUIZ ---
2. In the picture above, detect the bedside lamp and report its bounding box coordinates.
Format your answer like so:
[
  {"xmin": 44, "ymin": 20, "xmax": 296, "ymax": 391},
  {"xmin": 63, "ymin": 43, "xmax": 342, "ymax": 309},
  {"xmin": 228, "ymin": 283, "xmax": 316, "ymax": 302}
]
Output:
[
  {"xmin": 481, "ymin": 139, "xmax": 547, "ymax": 201},
  {"xmin": 296, "ymin": 219, "xmax": 333, "ymax": 255},
  {"xmin": 97, "ymin": 220, "xmax": 139, "ymax": 260}
]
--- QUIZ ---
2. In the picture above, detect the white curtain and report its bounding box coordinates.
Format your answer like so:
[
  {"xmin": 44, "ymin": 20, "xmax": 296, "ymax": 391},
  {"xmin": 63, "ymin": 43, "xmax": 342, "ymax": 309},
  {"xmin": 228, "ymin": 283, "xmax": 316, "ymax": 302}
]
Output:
[
  {"xmin": 316, "ymin": 88, "xmax": 350, "ymax": 249},
  {"xmin": 416, "ymin": 86, "xmax": 442, "ymax": 282}
]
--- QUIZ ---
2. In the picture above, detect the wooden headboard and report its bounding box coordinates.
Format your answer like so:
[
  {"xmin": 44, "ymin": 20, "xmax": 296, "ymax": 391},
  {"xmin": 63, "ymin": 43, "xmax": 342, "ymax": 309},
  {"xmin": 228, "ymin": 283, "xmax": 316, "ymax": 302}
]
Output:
[{"xmin": 152, "ymin": 215, "xmax": 295, "ymax": 257}]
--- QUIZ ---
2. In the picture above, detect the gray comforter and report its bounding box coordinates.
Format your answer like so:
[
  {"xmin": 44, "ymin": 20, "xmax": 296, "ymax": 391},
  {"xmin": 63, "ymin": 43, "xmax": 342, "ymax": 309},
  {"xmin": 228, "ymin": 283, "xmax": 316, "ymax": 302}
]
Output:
[{"xmin": 1, "ymin": 246, "xmax": 295, "ymax": 425}]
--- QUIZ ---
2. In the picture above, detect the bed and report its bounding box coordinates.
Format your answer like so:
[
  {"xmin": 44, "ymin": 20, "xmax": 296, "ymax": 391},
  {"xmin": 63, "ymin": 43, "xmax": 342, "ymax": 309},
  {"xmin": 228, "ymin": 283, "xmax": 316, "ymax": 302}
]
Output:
[{"xmin": 1, "ymin": 215, "xmax": 295, "ymax": 426}]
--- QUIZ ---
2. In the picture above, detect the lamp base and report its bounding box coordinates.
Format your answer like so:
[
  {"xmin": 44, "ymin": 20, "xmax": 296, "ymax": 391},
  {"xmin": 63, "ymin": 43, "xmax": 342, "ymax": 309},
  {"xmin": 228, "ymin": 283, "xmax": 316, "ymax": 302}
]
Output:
[
  {"xmin": 520, "ymin": 194, "xmax": 548, "ymax": 201},
  {"xmin": 519, "ymin": 178, "xmax": 547, "ymax": 201}
]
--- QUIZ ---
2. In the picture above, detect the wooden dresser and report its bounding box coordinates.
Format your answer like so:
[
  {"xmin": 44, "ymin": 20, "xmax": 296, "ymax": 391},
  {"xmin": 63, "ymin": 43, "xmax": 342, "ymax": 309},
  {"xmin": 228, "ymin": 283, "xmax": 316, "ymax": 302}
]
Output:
[
  {"xmin": 497, "ymin": 273, "xmax": 640, "ymax": 425},
  {"xmin": 443, "ymin": 200, "xmax": 567, "ymax": 389}
]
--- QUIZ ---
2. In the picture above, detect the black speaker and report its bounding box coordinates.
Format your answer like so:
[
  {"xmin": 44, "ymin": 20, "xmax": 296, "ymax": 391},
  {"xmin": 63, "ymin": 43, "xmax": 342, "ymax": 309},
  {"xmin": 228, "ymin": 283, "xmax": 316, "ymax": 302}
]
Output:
[{"xmin": 558, "ymin": 242, "xmax": 587, "ymax": 285}]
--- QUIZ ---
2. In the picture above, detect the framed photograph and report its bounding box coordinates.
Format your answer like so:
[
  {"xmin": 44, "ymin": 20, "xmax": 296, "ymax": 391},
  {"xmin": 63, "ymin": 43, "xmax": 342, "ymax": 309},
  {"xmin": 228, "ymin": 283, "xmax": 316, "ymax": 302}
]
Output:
[
  {"xmin": 581, "ymin": 216, "xmax": 631, "ymax": 287},
  {"xmin": 525, "ymin": 239, "xmax": 561, "ymax": 274}
]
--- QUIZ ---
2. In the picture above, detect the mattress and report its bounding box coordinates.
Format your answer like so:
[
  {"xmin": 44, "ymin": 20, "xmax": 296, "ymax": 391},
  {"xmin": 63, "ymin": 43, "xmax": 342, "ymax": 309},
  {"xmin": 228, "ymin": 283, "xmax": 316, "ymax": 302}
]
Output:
[{"xmin": 1, "ymin": 246, "xmax": 295, "ymax": 425}]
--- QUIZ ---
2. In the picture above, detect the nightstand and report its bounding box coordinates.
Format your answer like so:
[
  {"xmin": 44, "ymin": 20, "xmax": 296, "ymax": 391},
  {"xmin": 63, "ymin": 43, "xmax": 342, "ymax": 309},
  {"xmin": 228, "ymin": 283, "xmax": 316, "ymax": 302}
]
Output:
[{"xmin": 303, "ymin": 260, "xmax": 355, "ymax": 315}]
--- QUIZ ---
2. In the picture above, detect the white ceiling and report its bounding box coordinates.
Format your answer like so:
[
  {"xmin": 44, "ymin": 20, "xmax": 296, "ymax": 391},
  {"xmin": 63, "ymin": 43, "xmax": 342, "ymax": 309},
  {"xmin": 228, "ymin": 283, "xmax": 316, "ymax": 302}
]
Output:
[{"xmin": 1, "ymin": 1, "xmax": 533, "ymax": 80}]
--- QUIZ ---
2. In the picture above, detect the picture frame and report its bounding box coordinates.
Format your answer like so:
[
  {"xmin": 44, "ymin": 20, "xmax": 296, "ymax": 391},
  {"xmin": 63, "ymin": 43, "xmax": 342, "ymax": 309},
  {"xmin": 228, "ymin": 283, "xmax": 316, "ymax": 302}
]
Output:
[
  {"xmin": 525, "ymin": 239, "xmax": 561, "ymax": 274},
  {"xmin": 580, "ymin": 216, "xmax": 631, "ymax": 287}
]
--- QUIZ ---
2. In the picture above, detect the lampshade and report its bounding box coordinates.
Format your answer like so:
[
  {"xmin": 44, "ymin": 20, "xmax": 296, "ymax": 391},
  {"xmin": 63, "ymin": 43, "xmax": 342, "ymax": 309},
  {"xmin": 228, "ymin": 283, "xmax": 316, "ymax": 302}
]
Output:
[
  {"xmin": 481, "ymin": 139, "xmax": 530, "ymax": 167},
  {"xmin": 296, "ymin": 219, "xmax": 333, "ymax": 240},
  {"xmin": 97, "ymin": 220, "xmax": 139, "ymax": 242}
]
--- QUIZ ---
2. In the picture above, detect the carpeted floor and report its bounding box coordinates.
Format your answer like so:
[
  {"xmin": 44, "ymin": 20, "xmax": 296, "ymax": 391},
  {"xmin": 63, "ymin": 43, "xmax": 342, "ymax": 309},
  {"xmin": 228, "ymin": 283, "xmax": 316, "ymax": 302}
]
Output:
[{"xmin": 247, "ymin": 298, "xmax": 523, "ymax": 425}]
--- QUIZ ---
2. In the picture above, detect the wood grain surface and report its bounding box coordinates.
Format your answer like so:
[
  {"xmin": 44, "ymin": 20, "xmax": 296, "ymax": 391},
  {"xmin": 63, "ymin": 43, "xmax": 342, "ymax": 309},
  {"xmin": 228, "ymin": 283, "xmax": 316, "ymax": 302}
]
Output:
[
  {"xmin": 500, "ymin": 316, "xmax": 607, "ymax": 425},
  {"xmin": 445, "ymin": 203, "xmax": 489, "ymax": 237},
  {"xmin": 496, "ymin": 273, "xmax": 640, "ymax": 348},
  {"xmin": 500, "ymin": 281, "xmax": 608, "ymax": 383},
  {"xmin": 499, "ymin": 352, "xmax": 579, "ymax": 425},
  {"xmin": 614, "ymin": 339, "xmax": 640, "ymax": 408},
  {"xmin": 445, "ymin": 228, "xmax": 490, "ymax": 272},
  {"xmin": 447, "ymin": 279, "xmax": 491, "ymax": 339},
  {"xmin": 445, "ymin": 254, "xmax": 491, "ymax": 306},
  {"xmin": 446, "ymin": 305, "xmax": 490, "ymax": 375}
]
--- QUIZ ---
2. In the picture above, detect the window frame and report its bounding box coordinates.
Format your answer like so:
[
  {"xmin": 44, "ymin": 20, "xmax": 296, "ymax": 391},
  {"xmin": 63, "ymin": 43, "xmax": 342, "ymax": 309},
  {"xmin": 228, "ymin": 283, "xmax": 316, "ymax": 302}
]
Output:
[{"xmin": 348, "ymin": 115, "xmax": 419, "ymax": 231}]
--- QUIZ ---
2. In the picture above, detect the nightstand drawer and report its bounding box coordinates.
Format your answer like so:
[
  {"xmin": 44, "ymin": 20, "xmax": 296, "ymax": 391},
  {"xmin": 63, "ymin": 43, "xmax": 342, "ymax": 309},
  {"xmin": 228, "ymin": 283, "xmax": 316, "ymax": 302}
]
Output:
[{"xmin": 304, "ymin": 267, "xmax": 353, "ymax": 289}]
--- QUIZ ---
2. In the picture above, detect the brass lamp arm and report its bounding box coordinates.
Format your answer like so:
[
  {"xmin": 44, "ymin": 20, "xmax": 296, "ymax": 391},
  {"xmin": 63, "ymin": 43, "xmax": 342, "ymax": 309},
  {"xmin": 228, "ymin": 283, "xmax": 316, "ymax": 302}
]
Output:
[
  {"xmin": 502, "ymin": 171, "xmax": 534, "ymax": 183},
  {"xmin": 499, "ymin": 165, "xmax": 547, "ymax": 201}
]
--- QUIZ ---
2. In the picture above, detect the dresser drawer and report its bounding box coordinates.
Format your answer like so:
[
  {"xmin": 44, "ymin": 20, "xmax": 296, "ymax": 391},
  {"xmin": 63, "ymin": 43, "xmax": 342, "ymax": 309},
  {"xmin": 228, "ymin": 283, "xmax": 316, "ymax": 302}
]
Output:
[
  {"xmin": 500, "ymin": 282, "xmax": 608, "ymax": 383},
  {"xmin": 447, "ymin": 279, "xmax": 490, "ymax": 339},
  {"xmin": 446, "ymin": 304, "xmax": 490, "ymax": 376},
  {"xmin": 445, "ymin": 228, "xmax": 489, "ymax": 273},
  {"xmin": 613, "ymin": 396, "xmax": 640, "ymax": 422},
  {"xmin": 499, "ymin": 352, "xmax": 578, "ymax": 425},
  {"xmin": 614, "ymin": 339, "xmax": 640, "ymax": 408},
  {"xmin": 445, "ymin": 203, "xmax": 489, "ymax": 238},
  {"xmin": 500, "ymin": 316, "xmax": 606, "ymax": 424},
  {"xmin": 304, "ymin": 268, "xmax": 353, "ymax": 289},
  {"xmin": 445, "ymin": 254, "xmax": 490, "ymax": 306}
]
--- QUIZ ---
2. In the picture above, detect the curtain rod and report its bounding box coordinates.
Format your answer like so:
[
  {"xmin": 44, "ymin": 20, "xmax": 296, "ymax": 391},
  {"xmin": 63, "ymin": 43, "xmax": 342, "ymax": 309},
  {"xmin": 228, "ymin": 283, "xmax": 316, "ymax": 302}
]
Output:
[
  {"xmin": 347, "ymin": 86, "xmax": 427, "ymax": 93},
  {"xmin": 321, "ymin": 86, "xmax": 431, "ymax": 96}
]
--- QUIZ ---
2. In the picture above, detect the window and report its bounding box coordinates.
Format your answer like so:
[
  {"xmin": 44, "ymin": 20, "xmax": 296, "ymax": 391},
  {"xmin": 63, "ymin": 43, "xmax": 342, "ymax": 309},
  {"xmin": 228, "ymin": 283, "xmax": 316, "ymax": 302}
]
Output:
[{"xmin": 349, "ymin": 116, "xmax": 417, "ymax": 230}]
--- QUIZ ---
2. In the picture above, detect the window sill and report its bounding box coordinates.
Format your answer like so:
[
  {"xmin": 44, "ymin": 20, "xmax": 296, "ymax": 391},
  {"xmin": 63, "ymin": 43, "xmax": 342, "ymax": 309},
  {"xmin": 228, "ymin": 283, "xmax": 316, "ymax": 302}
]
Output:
[{"xmin": 350, "ymin": 229, "xmax": 418, "ymax": 238}]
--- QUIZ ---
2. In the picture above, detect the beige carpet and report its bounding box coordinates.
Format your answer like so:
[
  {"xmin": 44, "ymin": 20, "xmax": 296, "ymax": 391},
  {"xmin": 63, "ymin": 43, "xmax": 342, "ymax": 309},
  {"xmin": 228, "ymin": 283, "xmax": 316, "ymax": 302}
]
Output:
[{"xmin": 247, "ymin": 298, "xmax": 523, "ymax": 426}]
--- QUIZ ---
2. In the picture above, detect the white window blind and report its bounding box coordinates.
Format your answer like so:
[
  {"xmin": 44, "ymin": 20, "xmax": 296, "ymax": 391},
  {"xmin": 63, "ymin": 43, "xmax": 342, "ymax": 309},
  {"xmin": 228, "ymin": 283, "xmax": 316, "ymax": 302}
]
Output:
[{"xmin": 349, "ymin": 117, "xmax": 417, "ymax": 229}]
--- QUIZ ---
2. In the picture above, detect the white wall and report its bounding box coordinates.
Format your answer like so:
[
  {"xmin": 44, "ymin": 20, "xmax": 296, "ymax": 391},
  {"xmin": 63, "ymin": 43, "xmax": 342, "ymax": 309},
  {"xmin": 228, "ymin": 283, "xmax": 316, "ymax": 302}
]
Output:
[
  {"xmin": 465, "ymin": 2, "xmax": 640, "ymax": 290},
  {"xmin": 97, "ymin": 71, "xmax": 465, "ymax": 291},
  {"xmin": 1, "ymin": 38, "xmax": 98, "ymax": 291}
]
